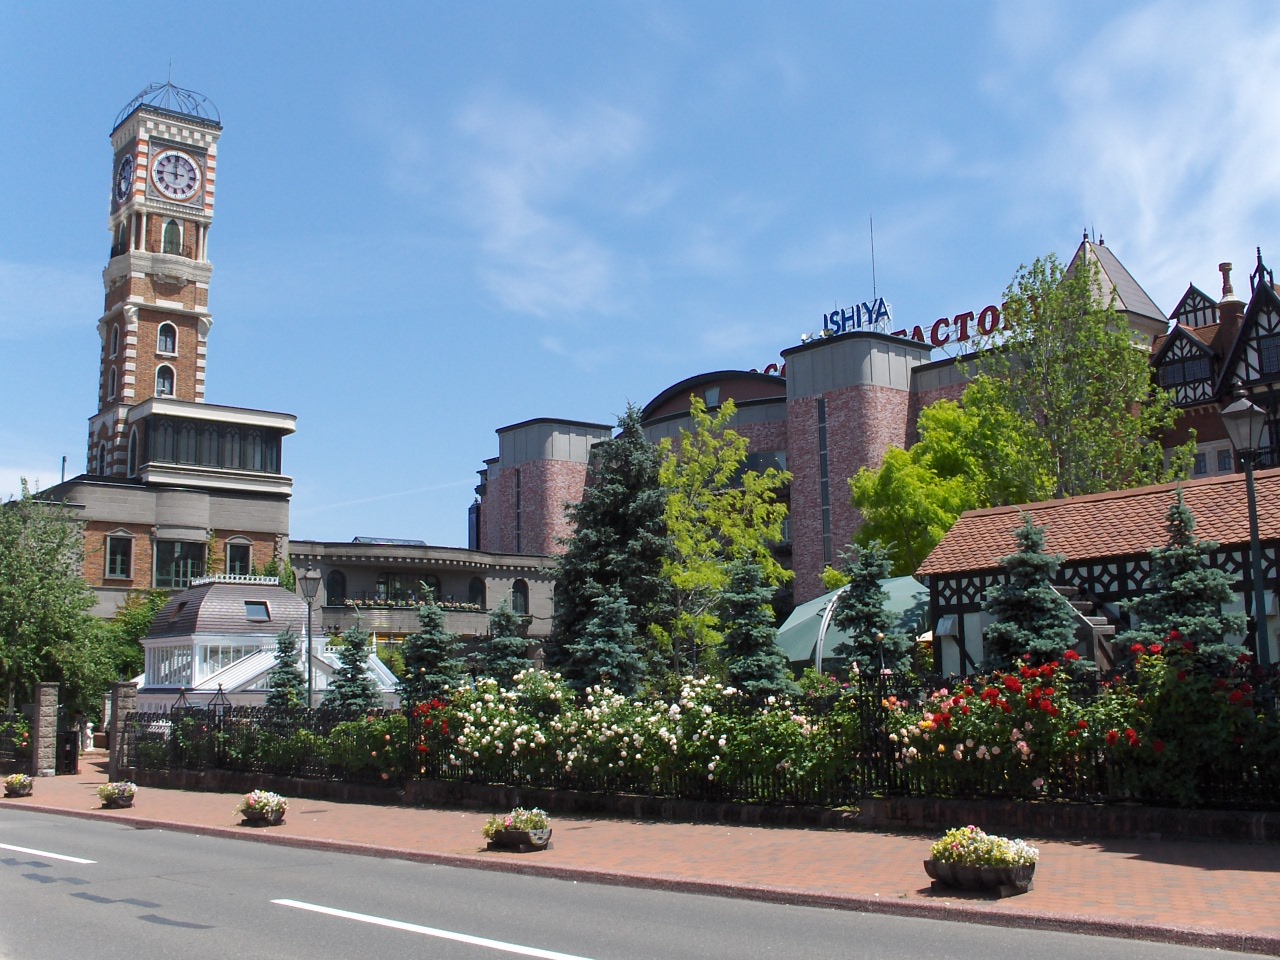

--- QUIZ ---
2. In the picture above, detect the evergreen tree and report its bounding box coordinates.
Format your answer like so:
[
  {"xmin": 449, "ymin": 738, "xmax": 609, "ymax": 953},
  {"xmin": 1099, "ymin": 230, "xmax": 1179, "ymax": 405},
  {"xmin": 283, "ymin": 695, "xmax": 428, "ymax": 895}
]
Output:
[
  {"xmin": 983, "ymin": 515, "xmax": 1077, "ymax": 668},
  {"xmin": 473, "ymin": 601, "xmax": 530, "ymax": 688},
  {"xmin": 1120, "ymin": 490, "xmax": 1245, "ymax": 664},
  {"xmin": 264, "ymin": 629, "xmax": 308, "ymax": 711},
  {"xmin": 721, "ymin": 557, "xmax": 797, "ymax": 701},
  {"xmin": 321, "ymin": 623, "xmax": 382, "ymax": 715},
  {"xmin": 561, "ymin": 585, "xmax": 647, "ymax": 694},
  {"xmin": 830, "ymin": 542, "xmax": 913, "ymax": 675},
  {"xmin": 549, "ymin": 406, "xmax": 672, "ymax": 683},
  {"xmin": 399, "ymin": 599, "xmax": 466, "ymax": 703}
]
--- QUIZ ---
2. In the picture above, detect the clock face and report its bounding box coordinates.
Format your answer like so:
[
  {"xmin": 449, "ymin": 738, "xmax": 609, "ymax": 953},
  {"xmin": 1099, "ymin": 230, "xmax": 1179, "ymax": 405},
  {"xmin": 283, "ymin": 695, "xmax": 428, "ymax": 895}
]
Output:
[
  {"xmin": 114, "ymin": 154, "xmax": 135, "ymax": 203},
  {"xmin": 151, "ymin": 149, "xmax": 202, "ymax": 201}
]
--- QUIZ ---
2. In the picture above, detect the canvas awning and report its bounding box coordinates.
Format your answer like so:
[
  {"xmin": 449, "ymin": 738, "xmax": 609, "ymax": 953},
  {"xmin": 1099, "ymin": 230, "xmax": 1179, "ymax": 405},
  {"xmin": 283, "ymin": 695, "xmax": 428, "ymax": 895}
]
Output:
[{"xmin": 774, "ymin": 576, "xmax": 929, "ymax": 665}]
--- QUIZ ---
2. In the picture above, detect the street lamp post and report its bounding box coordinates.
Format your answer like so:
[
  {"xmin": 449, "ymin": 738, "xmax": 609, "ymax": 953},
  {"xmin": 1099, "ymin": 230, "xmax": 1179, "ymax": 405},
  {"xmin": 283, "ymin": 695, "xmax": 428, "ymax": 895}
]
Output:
[
  {"xmin": 1220, "ymin": 386, "xmax": 1272, "ymax": 672},
  {"xmin": 298, "ymin": 565, "xmax": 323, "ymax": 708}
]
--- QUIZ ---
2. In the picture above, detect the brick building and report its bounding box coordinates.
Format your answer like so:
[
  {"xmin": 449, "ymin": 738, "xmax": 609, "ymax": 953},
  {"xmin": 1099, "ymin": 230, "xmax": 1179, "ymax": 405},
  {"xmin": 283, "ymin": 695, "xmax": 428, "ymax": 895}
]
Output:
[
  {"xmin": 473, "ymin": 236, "xmax": 1278, "ymax": 606},
  {"xmin": 39, "ymin": 82, "xmax": 296, "ymax": 616}
]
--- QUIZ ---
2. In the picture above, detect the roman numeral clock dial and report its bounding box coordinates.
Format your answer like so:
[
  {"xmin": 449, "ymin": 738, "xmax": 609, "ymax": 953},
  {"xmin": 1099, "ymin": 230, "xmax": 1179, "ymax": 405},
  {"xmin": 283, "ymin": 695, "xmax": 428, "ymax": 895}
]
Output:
[{"xmin": 151, "ymin": 149, "xmax": 201, "ymax": 201}]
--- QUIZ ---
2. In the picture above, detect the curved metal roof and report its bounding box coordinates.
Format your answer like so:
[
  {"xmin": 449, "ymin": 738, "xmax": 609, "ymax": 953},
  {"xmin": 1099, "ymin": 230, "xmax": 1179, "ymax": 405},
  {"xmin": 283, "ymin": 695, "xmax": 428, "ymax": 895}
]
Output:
[
  {"xmin": 148, "ymin": 579, "xmax": 307, "ymax": 640},
  {"xmin": 113, "ymin": 81, "xmax": 221, "ymax": 132}
]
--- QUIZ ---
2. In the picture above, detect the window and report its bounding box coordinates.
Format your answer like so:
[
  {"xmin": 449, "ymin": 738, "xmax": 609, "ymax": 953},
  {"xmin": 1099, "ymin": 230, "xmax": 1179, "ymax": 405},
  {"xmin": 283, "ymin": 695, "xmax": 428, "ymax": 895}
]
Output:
[
  {"xmin": 421, "ymin": 574, "xmax": 441, "ymax": 601},
  {"xmin": 1262, "ymin": 334, "xmax": 1280, "ymax": 376},
  {"xmin": 227, "ymin": 541, "xmax": 251, "ymax": 576},
  {"xmin": 127, "ymin": 428, "xmax": 139, "ymax": 476},
  {"xmin": 155, "ymin": 540, "xmax": 205, "ymax": 589},
  {"xmin": 199, "ymin": 425, "xmax": 219, "ymax": 466},
  {"xmin": 512, "ymin": 579, "xmax": 529, "ymax": 616},
  {"xmin": 244, "ymin": 601, "xmax": 270, "ymax": 622},
  {"xmin": 1193, "ymin": 452, "xmax": 1208, "ymax": 476},
  {"xmin": 196, "ymin": 644, "xmax": 256, "ymax": 680},
  {"xmin": 468, "ymin": 577, "xmax": 486, "ymax": 608},
  {"xmin": 107, "ymin": 366, "xmax": 117, "ymax": 401},
  {"xmin": 376, "ymin": 572, "xmax": 413, "ymax": 603},
  {"xmin": 245, "ymin": 429, "xmax": 265, "ymax": 471},
  {"xmin": 156, "ymin": 364, "xmax": 175, "ymax": 397},
  {"xmin": 106, "ymin": 535, "xmax": 132, "ymax": 579},
  {"xmin": 109, "ymin": 324, "xmax": 119, "ymax": 358},
  {"xmin": 152, "ymin": 419, "xmax": 175, "ymax": 462},
  {"xmin": 1218, "ymin": 449, "xmax": 1234, "ymax": 473},
  {"xmin": 96, "ymin": 443, "xmax": 107, "ymax": 476},
  {"xmin": 326, "ymin": 570, "xmax": 347, "ymax": 606},
  {"xmin": 705, "ymin": 386, "xmax": 720, "ymax": 407},
  {"xmin": 146, "ymin": 645, "xmax": 192, "ymax": 686},
  {"xmin": 162, "ymin": 219, "xmax": 182, "ymax": 255},
  {"xmin": 113, "ymin": 223, "xmax": 127, "ymax": 258},
  {"xmin": 158, "ymin": 322, "xmax": 177, "ymax": 355},
  {"xmin": 176, "ymin": 423, "xmax": 197, "ymax": 464},
  {"xmin": 222, "ymin": 428, "xmax": 241, "ymax": 469}
]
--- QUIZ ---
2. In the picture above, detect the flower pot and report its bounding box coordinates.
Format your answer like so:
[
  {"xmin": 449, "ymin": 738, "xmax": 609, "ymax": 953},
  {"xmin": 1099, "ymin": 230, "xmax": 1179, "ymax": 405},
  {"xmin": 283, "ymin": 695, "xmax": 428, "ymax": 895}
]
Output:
[
  {"xmin": 102, "ymin": 796, "xmax": 134, "ymax": 809},
  {"xmin": 924, "ymin": 859, "xmax": 1035, "ymax": 895},
  {"xmin": 487, "ymin": 827, "xmax": 552, "ymax": 851},
  {"xmin": 242, "ymin": 808, "xmax": 284, "ymax": 826},
  {"xmin": 4, "ymin": 783, "xmax": 32, "ymax": 798}
]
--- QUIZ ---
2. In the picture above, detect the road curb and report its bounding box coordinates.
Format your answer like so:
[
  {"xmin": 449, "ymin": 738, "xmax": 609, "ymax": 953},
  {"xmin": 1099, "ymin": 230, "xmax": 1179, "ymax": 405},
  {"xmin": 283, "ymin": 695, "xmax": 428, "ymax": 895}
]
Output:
[{"xmin": 14, "ymin": 802, "xmax": 1279, "ymax": 957}]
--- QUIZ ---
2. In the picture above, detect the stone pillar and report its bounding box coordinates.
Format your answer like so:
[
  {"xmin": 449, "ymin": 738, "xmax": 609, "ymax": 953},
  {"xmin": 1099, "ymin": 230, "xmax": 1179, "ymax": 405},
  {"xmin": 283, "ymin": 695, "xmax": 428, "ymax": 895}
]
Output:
[
  {"xmin": 30, "ymin": 683, "xmax": 58, "ymax": 778},
  {"xmin": 108, "ymin": 682, "xmax": 138, "ymax": 782}
]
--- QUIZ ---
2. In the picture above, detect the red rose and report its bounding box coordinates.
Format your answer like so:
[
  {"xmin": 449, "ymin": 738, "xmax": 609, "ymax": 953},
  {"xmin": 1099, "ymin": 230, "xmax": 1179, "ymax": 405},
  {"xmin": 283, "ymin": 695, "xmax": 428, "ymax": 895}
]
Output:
[
  {"xmin": 1168, "ymin": 629, "xmax": 1181, "ymax": 641},
  {"xmin": 1228, "ymin": 690, "xmax": 1244, "ymax": 704},
  {"xmin": 1130, "ymin": 643, "xmax": 1146, "ymax": 655},
  {"xmin": 1077, "ymin": 719, "xmax": 1088, "ymax": 729},
  {"xmin": 1106, "ymin": 730, "xmax": 1119, "ymax": 745},
  {"xmin": 1149, "ymin": 644, "xmax": 1163, "ymax": 655},
  {"xmin": 1063, "ymin": 650, "xmax": 1081, "ymax": 662},
  {"xmin": 1003, "ymin": 677, "xmax": 1023, "ymax": 694}
]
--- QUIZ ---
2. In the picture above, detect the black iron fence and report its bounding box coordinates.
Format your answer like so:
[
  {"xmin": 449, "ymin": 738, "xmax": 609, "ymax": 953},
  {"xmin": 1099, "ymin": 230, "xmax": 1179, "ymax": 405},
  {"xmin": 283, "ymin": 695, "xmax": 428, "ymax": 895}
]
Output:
[{"xmin": 119, "ymin": 680, "xmax": 1280, "ymax": 810}]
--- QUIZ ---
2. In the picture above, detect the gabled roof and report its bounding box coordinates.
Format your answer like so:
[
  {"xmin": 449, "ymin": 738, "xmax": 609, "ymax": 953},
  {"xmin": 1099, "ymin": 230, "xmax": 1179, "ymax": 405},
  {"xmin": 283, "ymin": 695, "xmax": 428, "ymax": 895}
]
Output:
[
  {"xmin": 1066, "ymin": 238, "xmax": 1167, "ymax": 330},
  {"xmin": 1152, "ymin": 323, "xmax": 1216, "ymax": 364},
  {"xmin": 1169, "ymin": 284, "xmax": 1220, "ymax": 327},
  {"xmin": 917, "ymin": 467, "xmax": 1280, "ymax": 577},
  {"xmin": 1215, "ymin": 271, "xmax": 1280, "ymax": 393}
]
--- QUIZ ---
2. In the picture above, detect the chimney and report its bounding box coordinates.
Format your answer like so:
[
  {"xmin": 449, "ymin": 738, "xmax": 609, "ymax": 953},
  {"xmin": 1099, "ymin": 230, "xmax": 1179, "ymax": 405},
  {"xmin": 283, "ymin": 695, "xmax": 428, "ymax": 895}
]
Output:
[{"xmin": 1218, "ymin": 261, "xmax": 1244, "ymax": 345}]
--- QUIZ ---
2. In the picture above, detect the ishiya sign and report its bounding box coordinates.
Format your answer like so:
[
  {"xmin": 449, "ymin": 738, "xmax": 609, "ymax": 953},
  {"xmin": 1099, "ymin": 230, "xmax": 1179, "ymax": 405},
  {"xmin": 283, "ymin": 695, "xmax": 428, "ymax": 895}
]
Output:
[{"xmin": 821, "ymin": 297, "xmax": 1009, "ymax": 349}]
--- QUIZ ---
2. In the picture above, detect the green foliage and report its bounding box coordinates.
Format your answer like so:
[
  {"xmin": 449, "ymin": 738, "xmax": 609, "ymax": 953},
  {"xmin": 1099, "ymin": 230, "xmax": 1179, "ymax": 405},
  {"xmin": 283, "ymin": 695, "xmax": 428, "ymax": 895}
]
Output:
[
  {"xmin": 561, "ymin": 586, "xmax": 647, "ymax": 694},
  {"xmin": 829, "ymin": 542, "xmax": 914, "ymax": 675},
  {"xmin": 974, "ymin": 252, "xmax": 1188, "ymax": 500},
  {"xmin": 264, "ymin": 629, "xmax": 308, "ymax": 711},
  {"xmin": 321, "ymin": 624, "xmax": 382, "ymax": 716},
  {"xmin": 655, "ymin": 396, "xmax": 791, "ymax": 670},
  {"xmin": 0, "ymin": 483, "xmax": 99, "ymax": 712},
  {"xmin": 549, "ymin": 406, "xmax": 672, "ymax": 685},
  {"xmin": 399, "ymin": 599, "xmax": 466, "ymax": 703},
  {"xmin": 721, "ymin": 557, "xmax": 798, "ymax": 701},
  {"xmin": 982, "ymin": 515, "xmax": 1078, "ymax": 668},
  {"xmin": 473, "ymin": 601, "xmax": 530, "ymax": 688},
  {"xmin": 327, "ymin": 712, "xmax": 410, "ymax": 783},
  {"xmin": 377, "ymin": 641, "xmax": 407, "ymax": 680},
  {"xmin": 262, "ymin": 553, "xmax": 296, "ymax": 591},
  {"xmin": 1118, "ymin": 491, "xmax": 1245, "ymax": 666}
]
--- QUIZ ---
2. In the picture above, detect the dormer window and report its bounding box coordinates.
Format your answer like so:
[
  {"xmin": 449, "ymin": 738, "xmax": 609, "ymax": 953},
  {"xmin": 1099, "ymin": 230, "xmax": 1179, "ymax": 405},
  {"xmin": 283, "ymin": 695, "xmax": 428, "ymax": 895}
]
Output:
[
  {"xmin": 158, "ymin": 322, "xmax": 177, "ymax": 355},
  {"xmin": 162, "ymin": 219, "xmax": 182, "ymax": 255},
  {"xmin": 156, "ymin": 364, "xmax": 175, "ymax": 397}
]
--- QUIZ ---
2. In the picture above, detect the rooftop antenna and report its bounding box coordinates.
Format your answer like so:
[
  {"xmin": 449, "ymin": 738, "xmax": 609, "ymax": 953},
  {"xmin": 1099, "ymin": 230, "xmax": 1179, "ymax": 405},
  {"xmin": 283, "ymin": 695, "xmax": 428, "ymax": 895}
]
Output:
[{"xmin": 869, "ymin": 214, "xmax": 878, "ymax": 300}]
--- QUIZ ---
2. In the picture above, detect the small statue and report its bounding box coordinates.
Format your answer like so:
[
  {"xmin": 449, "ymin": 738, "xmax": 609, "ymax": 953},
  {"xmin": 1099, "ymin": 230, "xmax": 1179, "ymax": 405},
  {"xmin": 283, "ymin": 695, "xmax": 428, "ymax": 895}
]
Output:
[{"xmin": 82, "ymin": 721, "xmax": 96, "ymax": 752}]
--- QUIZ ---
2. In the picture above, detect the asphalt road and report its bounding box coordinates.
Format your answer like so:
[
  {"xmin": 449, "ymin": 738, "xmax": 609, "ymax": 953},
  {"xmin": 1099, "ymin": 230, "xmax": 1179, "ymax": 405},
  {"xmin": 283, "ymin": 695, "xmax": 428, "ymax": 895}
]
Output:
[{"xmin": 0, "ymin": 809, "xmax": 1260, "ymax": 960}]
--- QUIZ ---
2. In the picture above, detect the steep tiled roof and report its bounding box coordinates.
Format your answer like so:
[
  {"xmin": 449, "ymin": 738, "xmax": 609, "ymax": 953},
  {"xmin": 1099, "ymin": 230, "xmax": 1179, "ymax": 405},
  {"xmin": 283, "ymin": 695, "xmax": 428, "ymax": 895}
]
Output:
[
  {"xmin": 1071, "ymin": 240, "xmax": 1167, "ymax": 327},
  {"xmin": 918, "ymin": 467, "xmax": 1280, "ymax": 576}
]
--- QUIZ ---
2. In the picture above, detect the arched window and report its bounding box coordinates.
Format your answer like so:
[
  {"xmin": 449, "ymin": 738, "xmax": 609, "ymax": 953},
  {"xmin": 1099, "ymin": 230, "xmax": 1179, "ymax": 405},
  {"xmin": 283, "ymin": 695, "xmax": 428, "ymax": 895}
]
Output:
[
  {"xmin": 225, "ymin": 538, "xmax": 252, "ymax": 576},
  {"xmin": 162, "ymin": 219, "xmax": 182, "ymax": 255},
  {"xmin": 199, "ymin": 424, "xmax": 219, "ymax": 466},
  {"xmin": 126, "ymin": 428, "xmax": 139, "ymax": 476},
  {"xmin": 157, "ymin": 322, "xmax": 177, "ymax": 354},
  {"xmin": 155, "ymin": 364, "xmax": 175, "ymax": 397},
  {"xmin": 245, "ymin": 429, "xmax": 265, "ymax": 471},
  {"xmin": 176, "ymin": 423, "xmax": 197, "ymax": 464},
  {"xmin": 222, "ymin": 428, "xmax": 241, "ymax": 469},
  {"xmin": 109, "ymin": 324, "xmax": 119, "ymax": 358},
  {"xmin": 468, "ymin": 577, "xmax": 486, "ymax": 608},
  {"xmin": 107, "ymin": 366, "xmax": 117, "ymax": 401},
  {"xmin": 96, "ymin": 443, "xmax": 107, "ymax": 476},
  {"xmin": 113, "ymin": 222, "xmax": 127, "ymax": 258},
  {"xmin": 512, "ymin": 579, "xmax": 529, "ymax": 616},
  {"xmin": 326, "ymin": 570, "xmax": 347, "ymax": 606},
  {"xmin": 152, "ymin": 419, "xmax": 175, "ymax": 462}
]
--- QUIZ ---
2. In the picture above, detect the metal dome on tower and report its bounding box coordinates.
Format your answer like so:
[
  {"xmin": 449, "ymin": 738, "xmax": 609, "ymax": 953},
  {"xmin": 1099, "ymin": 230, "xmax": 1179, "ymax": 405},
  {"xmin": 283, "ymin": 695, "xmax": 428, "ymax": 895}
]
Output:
[{"xmin": 113, "ymin": 80, "xmax": 221, "ymax": 132}]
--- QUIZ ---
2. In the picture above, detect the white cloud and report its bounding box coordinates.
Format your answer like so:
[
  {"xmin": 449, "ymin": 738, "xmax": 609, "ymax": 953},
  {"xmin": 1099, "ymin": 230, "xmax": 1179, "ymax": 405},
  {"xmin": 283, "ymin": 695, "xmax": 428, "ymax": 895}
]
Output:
[{"xmin": 996, "ymin": 1, "xmax": 1280, "ymax": 307}]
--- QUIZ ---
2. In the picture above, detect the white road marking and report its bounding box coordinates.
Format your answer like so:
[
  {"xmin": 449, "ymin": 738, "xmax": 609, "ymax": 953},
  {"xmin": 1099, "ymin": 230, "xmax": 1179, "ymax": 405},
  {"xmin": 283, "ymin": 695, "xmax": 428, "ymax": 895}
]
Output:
[
  {"xmin": 273, "ymin": 899, "xmax": 598, "ymax": 960},
  {"xmin": 0, "ymin": 842, "xmax": 95, "ymax": 864}
]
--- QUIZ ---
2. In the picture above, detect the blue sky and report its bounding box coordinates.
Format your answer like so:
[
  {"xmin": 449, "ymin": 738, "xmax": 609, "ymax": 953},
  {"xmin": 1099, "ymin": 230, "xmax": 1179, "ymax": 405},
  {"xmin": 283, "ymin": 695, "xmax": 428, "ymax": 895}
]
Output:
[{"xmin": 3, "ymin": 2, "xmax": 1280, "ymax": 546}]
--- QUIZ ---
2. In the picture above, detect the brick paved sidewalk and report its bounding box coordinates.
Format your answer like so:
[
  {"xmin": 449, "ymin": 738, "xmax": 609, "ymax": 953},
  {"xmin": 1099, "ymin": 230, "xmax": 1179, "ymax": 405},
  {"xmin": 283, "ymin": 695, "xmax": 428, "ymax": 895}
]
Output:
[{"xmin": 5, "ymin": 755, "xmax": 1279, "ymax": 955}]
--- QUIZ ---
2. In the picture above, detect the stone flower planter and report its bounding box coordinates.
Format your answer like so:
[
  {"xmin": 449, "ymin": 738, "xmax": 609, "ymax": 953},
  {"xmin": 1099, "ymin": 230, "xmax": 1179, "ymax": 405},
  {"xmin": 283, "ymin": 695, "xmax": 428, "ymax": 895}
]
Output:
[
  {"xmin": 487, "ymin": 827, "xmax": 552, "ymax": 851},
  {"xmin": 242, "ymin": 808, "xmax": 285, "ymax": 827},
  {"xmin": 4, "ymin": 782, "xmax": 33, "ymax": 799},
  {"xmin": 924, "ymin": 859, "xmax": 1035, "ymax": 895}
]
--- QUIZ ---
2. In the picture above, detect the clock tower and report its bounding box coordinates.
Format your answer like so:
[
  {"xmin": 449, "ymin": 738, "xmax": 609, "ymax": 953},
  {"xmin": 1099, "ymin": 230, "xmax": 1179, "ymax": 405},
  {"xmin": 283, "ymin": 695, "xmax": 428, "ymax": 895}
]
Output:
[{"xmin": 89, "ymin": 82, "xmax": 221, "ymax": 476}]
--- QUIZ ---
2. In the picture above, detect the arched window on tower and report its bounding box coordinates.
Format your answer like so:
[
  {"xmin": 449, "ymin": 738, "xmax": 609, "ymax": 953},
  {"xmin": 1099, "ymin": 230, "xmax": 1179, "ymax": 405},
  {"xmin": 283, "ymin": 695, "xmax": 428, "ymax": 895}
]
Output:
[
  {"xmin": 512, "ymin": 579, "xmax": 529, "ymax": 616},
  {"xmin": 126, "ymin": 428, "xmax": 139, "ymax": 476},
  {"xmin": 157, "ymin": 322, "xmax": 177, "ymax": 355},
  {"xmin": 113, "ymin": 222, "xmax": 127, "ymax": 258},
  {"xmin": 107, "ymin": 366, "xmax": 117, "ymax": 401},
  {"xmin": 96, "ymin": 443, "xmax": 107, "ymax": 476},
  {"xmin": 326, "ymin": 570, "xmax": 347, "ymax": 606},
  {"xmin": 109, "ymin": 324, "xmax": 119, "ymax": 359},
  {"xmin": 156, "ymin": 364, "xmax": 175, "ymax": 397},
  {"xmin": 162, "ymin": 219, "xmax": 182, "ymax": 255}
]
